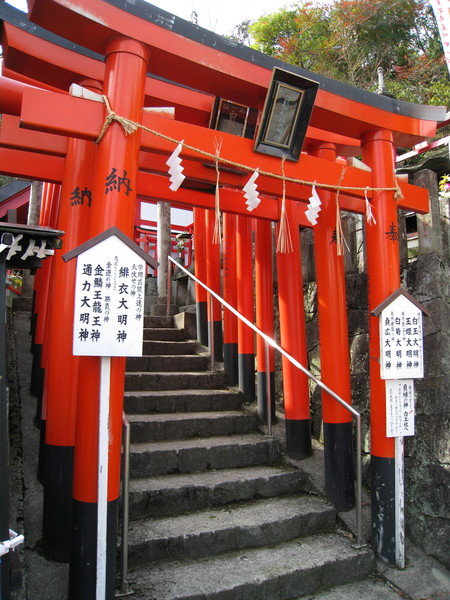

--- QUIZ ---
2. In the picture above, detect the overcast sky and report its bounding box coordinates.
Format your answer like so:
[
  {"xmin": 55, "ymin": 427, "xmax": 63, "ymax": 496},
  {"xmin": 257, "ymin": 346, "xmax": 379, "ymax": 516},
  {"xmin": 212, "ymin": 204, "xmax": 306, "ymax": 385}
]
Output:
[{"xmin": 5, "ymin": 0, "xmax": 314, "ymax": 36}]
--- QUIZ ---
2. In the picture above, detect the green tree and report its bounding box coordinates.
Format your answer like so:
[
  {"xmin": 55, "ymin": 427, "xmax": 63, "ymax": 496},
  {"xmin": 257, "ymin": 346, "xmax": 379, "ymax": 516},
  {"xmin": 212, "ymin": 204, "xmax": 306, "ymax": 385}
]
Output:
[
  {"xmin": 247, "ymin": 0, "xmax": 448, "ymax": 106},
  {"xmin": 249, "ymin": 4, "xmax": 335, "ymax": 73}
]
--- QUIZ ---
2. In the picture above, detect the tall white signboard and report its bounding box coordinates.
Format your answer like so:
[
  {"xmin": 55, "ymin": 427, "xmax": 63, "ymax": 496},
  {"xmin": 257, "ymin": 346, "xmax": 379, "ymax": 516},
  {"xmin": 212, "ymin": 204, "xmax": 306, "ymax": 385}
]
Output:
[
  {"xmin": 64, "ymin": 227, "xmax": 158, "ymax": 600},
  {"xmin": 379, "ymin": 292, "xmax": 424, "ymax": 380},
  {"xmin": 72, "ymin": 235, "xmax": 145, "ymax": 357},
  {"xmin": 373, "ymin": 288, "xmax": 428, "ymax": 569}
]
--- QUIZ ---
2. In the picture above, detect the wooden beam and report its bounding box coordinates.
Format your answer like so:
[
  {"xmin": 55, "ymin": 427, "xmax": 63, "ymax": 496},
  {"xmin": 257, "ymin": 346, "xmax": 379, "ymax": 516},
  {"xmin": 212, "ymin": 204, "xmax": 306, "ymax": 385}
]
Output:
[
  {"xmin": 4, "ymin": 92, "xmax": 430, "ymax": 214},
  {"xmin": 0, "ymin": 148, "xmax": 64, "ymax": 182},
  {"xmin": 2, "ymin": 22, "xmax": 214, "ymax": 127},
  {"xmin": 20, "ymin": 87, "xmax": 372, "ymax": 199},
  {"xmin": 26, "ymin": 0, "xmax": 442, "ymax": 144},
  {"xmin": 0, "ymin": 115, "xmax": 68, "ymax": 156}
]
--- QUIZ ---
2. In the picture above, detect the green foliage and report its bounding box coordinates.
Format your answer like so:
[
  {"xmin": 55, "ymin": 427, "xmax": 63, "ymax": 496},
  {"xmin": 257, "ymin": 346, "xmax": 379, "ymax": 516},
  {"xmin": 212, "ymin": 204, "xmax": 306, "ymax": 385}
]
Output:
[
  {"xmin": 247, "ymin": 0, "xmax": 449, "ymax": 106},
  {"xmin": 385, "ymin": 78, "xmax": 450, "ymax": 107}
]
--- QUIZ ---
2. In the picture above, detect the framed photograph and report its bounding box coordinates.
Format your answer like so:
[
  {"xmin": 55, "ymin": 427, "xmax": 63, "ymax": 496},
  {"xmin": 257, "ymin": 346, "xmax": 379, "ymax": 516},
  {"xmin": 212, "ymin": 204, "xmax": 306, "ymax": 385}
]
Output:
[{"xmin": 254, "ymin": 68, "xmax": 319, "ymax": 162}]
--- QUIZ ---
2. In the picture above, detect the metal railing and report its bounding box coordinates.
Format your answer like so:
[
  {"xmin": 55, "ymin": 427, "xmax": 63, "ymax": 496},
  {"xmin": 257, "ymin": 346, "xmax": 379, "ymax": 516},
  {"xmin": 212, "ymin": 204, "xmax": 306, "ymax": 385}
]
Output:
[{"xmin": 167, "ymin": 255, "xmax": 364, "ymax": 548}]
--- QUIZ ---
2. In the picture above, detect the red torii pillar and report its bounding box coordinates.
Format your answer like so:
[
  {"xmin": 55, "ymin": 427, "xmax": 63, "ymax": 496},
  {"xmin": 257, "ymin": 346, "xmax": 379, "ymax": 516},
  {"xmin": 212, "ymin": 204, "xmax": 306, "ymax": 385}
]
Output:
[
  {"xmin": 205, "ymin": 209, "xmax": 223, "ymax": 362},
  {"xmin": 35, "ymin": 183, "xmax": 60, "ymax": 480},
  {"xmin": 193, "ymin": 208, "xmax": 208, "ymax": 346},
  {"xmin": 30, "ymin": 184, "xmax": 59, "ymax": 401},
  {"xmin": 255, "ymin": 218, "xmax": 275, "ymax": 423},
  {"xmin": 69, "ymin": 39, "xmax": 149, "ymax": 600},
  {"xmin": 236, "ymin": 214, "xmax": 255, "ymax": 402},
  {"xmin": 223, "ymin": 212, "xmax": 238, "ymax": 385},
  {"xmin": 310, "ymin": 142, "xmax": 354, "ymax": 512},
  {"xmin": 42, "ymin": 80, "xmax": 100, "ymax": 561},
  {"xmin": 361, "ymin": 129, "xmax": 399, "ymax": 565},
  {"xmin": 276, "ymin": 199, "xmax": 311, "ymax": 457}
]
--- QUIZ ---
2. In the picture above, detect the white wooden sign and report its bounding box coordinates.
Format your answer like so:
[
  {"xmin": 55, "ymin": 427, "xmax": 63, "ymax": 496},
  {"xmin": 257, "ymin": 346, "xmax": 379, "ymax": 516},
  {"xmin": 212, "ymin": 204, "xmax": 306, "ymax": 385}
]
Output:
[
  {"xmin": 379, "ymin": 293, "xmax": 424, "ymax": 380},
  {"xmin": 64, "ymin": 227, "xmax": 158, "ymax": 600},
  {"xmin": 72, "ymin": 235, "xmax": 145, "ymax": 357},
  {"xmin": 386, "ymin": 379, "xmax": 415, "ymax": 438}
]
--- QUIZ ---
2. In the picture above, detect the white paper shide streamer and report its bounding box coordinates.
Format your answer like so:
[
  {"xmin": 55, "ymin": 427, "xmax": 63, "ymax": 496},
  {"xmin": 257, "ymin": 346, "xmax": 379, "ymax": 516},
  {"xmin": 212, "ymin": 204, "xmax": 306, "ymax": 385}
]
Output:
[
  {"xmin": 243, "ymin": 170, "xmax": 261, "ymax": 212},
  {"xmin": 365, "ymin": 188, "xmax": 376, "ymax": 225},
  {"xmin": 305, "ymin": 183, "xmax": 322, "ymax": 226},
  {"xmin": 166, "ymin": 141, "xmax": 185, "ymax": 191}
]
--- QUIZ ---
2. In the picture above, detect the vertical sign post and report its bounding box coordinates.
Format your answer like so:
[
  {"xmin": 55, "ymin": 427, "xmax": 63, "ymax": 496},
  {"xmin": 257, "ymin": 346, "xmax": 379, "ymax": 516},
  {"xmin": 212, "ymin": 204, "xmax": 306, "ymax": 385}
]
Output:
[
  {"xmin": 64, "ymin": 227, "xmax": 157, "ymax": 599},
  {"xmin": 372, "ymin": 288, "xmax": 429, "ymax": 568}
]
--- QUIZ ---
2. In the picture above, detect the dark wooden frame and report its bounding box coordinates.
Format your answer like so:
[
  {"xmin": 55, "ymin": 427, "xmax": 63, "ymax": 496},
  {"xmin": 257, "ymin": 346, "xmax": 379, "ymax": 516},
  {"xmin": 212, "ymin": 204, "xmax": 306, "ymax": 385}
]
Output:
[{"xmin": 254, "ymin": 67, "xmax": 319, "ymax": 162}]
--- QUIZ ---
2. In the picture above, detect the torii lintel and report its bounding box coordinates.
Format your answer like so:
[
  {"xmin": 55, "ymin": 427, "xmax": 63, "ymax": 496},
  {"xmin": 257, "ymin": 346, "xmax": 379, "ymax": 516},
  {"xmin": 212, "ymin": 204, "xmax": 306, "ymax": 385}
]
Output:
[
  {"xmin": 24, "ymin": 0, "xmax": 445, "ymax": 144},
  {"xmin": 0, "ymin": 100, "xmax": 429, "ymax": 216}
]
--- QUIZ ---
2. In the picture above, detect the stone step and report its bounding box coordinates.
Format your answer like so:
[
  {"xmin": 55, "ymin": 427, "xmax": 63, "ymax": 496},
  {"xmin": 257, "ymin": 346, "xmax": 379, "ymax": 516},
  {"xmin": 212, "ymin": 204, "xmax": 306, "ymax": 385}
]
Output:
[
  {"xmin": 125, "ymin": 371, "xmax": 227, "ymax": 391},
  {"xmin": 124, "ymin": 389, "xmax": 243, "ymax": 414},
  {"xmin": 128, "ymin": 411, "xmax": 258, "ymax": 442},
  {"xmin": 142, "ymin": 339, "xmax": 199, "ymax": 355},
  {"xmin": 128, "ymin": 532, "xmax": 374, "ymax": 600},
  {"xmin": 129, "ymin": 465, "xmax": 305, "ymax": 519},
  {"xmin": 292, "ymin": 580, "xmax": 409, "ymax": 600},
  {"xmin": 126, "ymin": 354, "xmax": 209, "ymax": 373},
  {"xmin": 129, "ymin": 434, "xmax": 280, "ymax": 478},
  {"xmin": 143, "ymin": 315, "xmax": 174, "ymax": 328},
  {"xmin": 128, "ymin": 495, "xmax": 336, "ymax": 566},
  {"xmin": 143, "ymin": 328, "xmax": 188, "ymax": 341}
]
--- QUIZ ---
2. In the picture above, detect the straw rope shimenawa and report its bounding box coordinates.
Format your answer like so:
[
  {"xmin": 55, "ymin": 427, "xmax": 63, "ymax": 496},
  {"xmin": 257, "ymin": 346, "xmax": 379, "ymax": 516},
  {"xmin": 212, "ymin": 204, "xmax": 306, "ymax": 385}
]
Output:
[
  {"xmin": 276, "ymin": 156, "xmax": 294, "ymax": 254},
  {"xmin": 96, "ymin": 95, "xmax": 404, "ymax": 200}
]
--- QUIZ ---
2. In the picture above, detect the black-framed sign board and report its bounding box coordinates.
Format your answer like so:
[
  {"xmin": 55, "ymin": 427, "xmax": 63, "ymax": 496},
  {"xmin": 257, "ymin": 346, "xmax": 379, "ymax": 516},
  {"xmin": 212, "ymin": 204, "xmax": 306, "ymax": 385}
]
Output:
[{"xmin": 254, "ymin": 68, "xmax": 319, "ymax": 162}]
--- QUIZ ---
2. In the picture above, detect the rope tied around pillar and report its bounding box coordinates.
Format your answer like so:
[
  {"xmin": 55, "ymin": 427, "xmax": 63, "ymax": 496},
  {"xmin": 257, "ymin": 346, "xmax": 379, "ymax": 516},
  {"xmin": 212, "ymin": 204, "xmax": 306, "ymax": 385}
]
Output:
[{"xmin": 96, "ymin": 96, "xmax": 139, "ymax": 144}]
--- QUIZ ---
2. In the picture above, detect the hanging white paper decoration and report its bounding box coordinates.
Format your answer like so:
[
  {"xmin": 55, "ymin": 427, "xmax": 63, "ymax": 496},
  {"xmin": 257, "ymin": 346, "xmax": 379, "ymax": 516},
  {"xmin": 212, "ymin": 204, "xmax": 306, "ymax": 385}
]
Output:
[
  {"xmin": 166, "ymin": 141, "xmax": 185, "ymax": 191},
  {"xmin": 305, "ymin": 183, "xmax": 322, "ymax": 226},
  {"xmin": 243, "ymin": 170, "xmax": 261, "ymax": 212},
  {"xmin": 365, "ymin": 188, "xmax": 376, "ymax": 225}
]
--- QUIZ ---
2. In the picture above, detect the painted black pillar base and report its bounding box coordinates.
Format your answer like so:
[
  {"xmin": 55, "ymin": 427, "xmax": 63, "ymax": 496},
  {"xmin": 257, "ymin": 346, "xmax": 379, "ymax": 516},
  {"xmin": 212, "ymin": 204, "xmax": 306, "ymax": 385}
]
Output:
[
  {"xmin": 371, "ymin": 455, "xmax": 396, "ymax": 565},
  {"xmin": 196, "ymin": 301, "xmax": 208, "ymax": 347},
  {"xmin": 285, "ymin": 418, "xmax": 312, "ymax": 459},
  {"xmin": 30, "ymin": 290, "xmax": 37, "ymax": 338},
  {"xmin": 323, "ymin": 422, "xmax": 355, "ymax": 512},
  {"xmin": 30, "ymin": 343, "xmax": 42, "ymax": 398},
  {"xmin": 37, "ymin": 419, "xmax": 46, "ymax": 483},
  {"xmin": 69, "ymin": 498, "xmax": 118, "ymax": 600},
  {"xmin": 0, "ymin": 554, "xmax": 10, "ymax": 600},
  {"xmin": 238, "ymin": 353, "xmax": 255, "ymax": 403},
  {"xmin": 208, "ymin": 320, "xmax": 223, "ymax": 362},
  {"xmin": 224, "ymin": 343, "xmax": 238, "ymax": 386},
  {"xmin": 257, "ymin": 371, "xmax": 275, "ymax": 424},
  {"xmin": 42, "ymin": 444, "xmax": 74, "ymax": 562}
]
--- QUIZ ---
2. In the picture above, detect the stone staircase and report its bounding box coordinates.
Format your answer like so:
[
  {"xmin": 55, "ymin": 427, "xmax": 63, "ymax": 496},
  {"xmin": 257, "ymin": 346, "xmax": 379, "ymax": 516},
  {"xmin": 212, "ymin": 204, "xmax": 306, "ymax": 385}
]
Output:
[{"xmin": 123, "ymin": 315, "xmax": 373, "ymax": 600}]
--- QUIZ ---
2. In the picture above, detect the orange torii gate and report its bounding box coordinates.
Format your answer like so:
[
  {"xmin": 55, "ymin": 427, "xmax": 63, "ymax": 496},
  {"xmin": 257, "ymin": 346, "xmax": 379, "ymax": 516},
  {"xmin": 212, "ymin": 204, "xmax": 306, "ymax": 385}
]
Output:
[{"xmin": 0, "ymin": 1, "xmax": 446, "ymax": 597}]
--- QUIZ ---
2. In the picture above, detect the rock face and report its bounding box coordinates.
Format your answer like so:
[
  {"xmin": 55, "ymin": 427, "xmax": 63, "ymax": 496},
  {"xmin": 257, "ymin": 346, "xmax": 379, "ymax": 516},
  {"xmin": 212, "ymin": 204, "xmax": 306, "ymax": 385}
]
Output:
[{"xmin": 404, "ymin": 253, "xmax": 450, "ymax": 568}]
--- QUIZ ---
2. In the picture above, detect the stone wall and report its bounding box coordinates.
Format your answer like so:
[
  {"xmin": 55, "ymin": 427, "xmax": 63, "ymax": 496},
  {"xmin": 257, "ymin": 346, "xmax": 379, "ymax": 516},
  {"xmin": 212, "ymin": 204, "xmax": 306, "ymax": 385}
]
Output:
[
  {"xmin": 403, "ymin": 253, "xmax": 449, "ymax": 567},
  {"xmin": 401, "ymin": 169, "xmax": 450, "ymax": 568}
]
